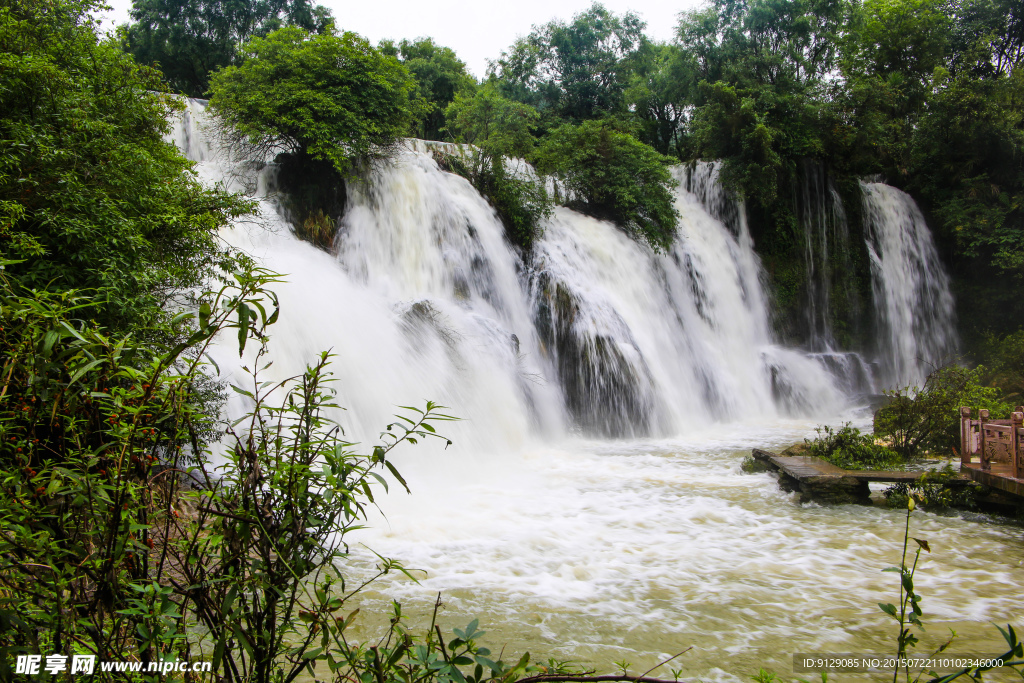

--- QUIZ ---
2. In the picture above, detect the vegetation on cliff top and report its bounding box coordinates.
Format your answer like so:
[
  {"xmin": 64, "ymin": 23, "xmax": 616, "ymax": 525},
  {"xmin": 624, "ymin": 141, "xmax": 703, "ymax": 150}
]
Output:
[{"xmin": 208, "ymin": 26, "xmax": 417, "ymax": 178}]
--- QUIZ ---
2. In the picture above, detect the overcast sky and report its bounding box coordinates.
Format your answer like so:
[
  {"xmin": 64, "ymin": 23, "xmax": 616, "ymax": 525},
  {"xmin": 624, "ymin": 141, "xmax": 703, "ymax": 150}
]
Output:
[{"xmin": 96, "ymin": 0, "xmax": 705, "ymax": 79}]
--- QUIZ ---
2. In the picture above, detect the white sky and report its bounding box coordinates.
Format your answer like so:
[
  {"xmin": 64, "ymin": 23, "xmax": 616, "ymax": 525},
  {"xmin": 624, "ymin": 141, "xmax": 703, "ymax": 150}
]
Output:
[{"xmin": 96, "ymin": 0, "xmax": 704, "ymax": 79}]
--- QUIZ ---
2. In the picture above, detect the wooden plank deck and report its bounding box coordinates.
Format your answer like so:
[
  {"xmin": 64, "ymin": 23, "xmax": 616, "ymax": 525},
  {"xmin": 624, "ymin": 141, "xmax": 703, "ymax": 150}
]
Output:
[
  {"xmin": 752, "ymin": 449, "xmax": 970, "ymax": 485},
  {"xmin": 750, "ymin": 449, "xmax": 975, "ymax": 505}
]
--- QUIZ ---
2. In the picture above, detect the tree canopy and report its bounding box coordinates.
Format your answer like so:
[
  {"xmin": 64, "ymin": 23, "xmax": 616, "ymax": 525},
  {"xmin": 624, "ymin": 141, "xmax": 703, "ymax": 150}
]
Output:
[
  {"xmin": 489, "ymin": 3, "xmax": 648, "ymax": 124},
  {"xmin": 533, "ymin": 119, "xmax": 679, "ymax": 251},
  {"xmin": 1, "ymin": 0, "xmax": 249, "ymax": 331},
  {"xmin": 124, "ymin": 0, "xmax": 333, "ymax": 97},
  {"xmin": 383, "ymin": 37, "xmax": 478, "ymax": 141},
  {"xmin": 208, "ymin": 26, "xmax": 417, "ymax": 177},
  {"xmin": 444, "ymin": 83, "xmax": 540, "ymax": 160}
]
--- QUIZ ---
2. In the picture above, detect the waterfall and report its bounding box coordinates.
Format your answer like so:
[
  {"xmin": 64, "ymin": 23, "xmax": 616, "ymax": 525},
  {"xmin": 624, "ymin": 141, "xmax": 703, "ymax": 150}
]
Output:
[
  {"xmin": 684, "ymin": 161, "xmax": 878, "ymax": 398},
  {"xmin": 167, "ymin": 101, "xmax": 850, "ymax": 443},
  {"xmin": 794, "ymin": 163, "xmax": 878, "ymax": 396},
  {"xmin": 533, "ymin": 164, "xmax": 846, "ymax": 435},
  {"xmin": 862, "ymin": 182, "xmax": 958, "ymax": 387}
]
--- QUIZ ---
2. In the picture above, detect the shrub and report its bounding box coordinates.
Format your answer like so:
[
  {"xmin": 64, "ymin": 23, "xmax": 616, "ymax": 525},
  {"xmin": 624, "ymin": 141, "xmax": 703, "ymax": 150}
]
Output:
[
  {"xmin": 297, "ymin": 208, "xmax": 337, "ymax": 250},
  {"xmin": 874, "ymin": 364, "xmax": 1011, "ymax": 460},
  {"xmin": 0, "ymin": 262, "xmax": 278, "ymax": 670},
  {"xmin": 805, "ymin": 422, "xmax": 902, "ymax": 470},
  {"xmin": 883, "ymin": 465, "xmax": 978, "ymax": 511},
  {"xmin": 532, "ymin": 119, "xmax": 679, "ymax": 251},
  {"xmin": 435, "ymin": 150, "xmax": 551, "ymax": 250},
  {"xmin": 171, "ymin": 344, "xmax": 456, "ymax": 681},
  {"xmin": 740, "ymin": 455, "xmax": 772, "ymax": 472}
]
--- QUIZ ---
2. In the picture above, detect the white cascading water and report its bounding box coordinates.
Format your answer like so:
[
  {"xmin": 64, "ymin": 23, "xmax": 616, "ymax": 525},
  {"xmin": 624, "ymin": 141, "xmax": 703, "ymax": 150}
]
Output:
[
  {"xmin": 170, "ymin": 99, "xmax": 849, "ymax": 441},
  {"xmin": 172, "ymin": 106, "xmax": 562, "ymax": 455},
  {"xmin": 163, "ymin": 101, "xmax": 1023, "ymax": 682},
  {"xmin": 685, "ymin": 161, "xmax": 878, "ymax": 397},
  {"xmin": 531, "ymin": 162, "xmax": 845, "ymax": 436},
  {"xmin": 862, "ymin": 182, "xmax": 958, "ymax": 387}
]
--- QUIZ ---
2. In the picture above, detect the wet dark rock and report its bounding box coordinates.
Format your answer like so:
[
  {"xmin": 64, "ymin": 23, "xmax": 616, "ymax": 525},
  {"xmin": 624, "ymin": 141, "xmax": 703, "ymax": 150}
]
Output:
[{"xmin": 533, "ymin": 271, "xmax": 655, "ymax": 438}]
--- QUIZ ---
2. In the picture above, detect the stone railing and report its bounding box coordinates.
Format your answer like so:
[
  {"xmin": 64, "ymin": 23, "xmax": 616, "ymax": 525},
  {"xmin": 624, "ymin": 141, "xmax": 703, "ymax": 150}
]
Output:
[{"xmin": 959, "ymin": 406, "xmax": 1024, "ymax": 478}]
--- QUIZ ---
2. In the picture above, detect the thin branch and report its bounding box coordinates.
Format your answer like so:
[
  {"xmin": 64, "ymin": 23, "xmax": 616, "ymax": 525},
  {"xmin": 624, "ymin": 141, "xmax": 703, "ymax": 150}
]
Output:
[{"xmin": 639, "ymin": 649, "xmax": 692, "ymax": 678}]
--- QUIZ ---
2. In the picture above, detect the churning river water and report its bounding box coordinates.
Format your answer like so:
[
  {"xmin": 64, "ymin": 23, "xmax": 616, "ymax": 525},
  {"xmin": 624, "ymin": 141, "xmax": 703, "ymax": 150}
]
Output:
[{"xmin": 345, "ymin": 422, "xmax": 1024, "ymax": 682}]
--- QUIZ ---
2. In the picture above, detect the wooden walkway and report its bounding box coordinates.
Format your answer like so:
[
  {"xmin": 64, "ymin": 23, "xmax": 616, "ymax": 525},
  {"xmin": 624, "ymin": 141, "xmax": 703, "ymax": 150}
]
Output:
[{"xmin": 751, "ymin": 449, "xmax": 970, "ymax": 505}]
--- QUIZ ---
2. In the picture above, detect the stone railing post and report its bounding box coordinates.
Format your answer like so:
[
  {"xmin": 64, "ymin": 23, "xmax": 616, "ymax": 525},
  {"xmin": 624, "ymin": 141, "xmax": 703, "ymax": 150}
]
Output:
[
  {"xmin": 1013, "ymin": 409, "xmax": 1024, "ymax": 479},
  {"xmin": 979, "ymin": 409, "xmax": 990, "ymax": 470},
  {"xmin": 959, "ymin": 407, "xmax": 973, "ymax": 465}
]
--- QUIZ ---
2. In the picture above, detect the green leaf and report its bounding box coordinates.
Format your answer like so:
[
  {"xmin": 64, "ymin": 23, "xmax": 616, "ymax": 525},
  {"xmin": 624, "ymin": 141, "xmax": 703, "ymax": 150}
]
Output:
[
  {"xmin": 465, "ymin": 619, "xmax": 480, "ymax": 638},
  {"xmin": 237, "ymin": 302, "xmax": 251, "ymax": 356},
  {"xmin": 385, "ymin": 461, "xmax": 410, "ymax": 493},
  {"xmin": 222, "ymin": 585, "xmax": 238, "ymax": 616},
  {"xmin": 474, "ymin": 655, "xmax": 500, "ymax": 671},
  {"xmin": 68, "ymin": 358, "xmax": 104, "ymax": 386},
  {"xmin": 230, "ymin": 384, "xmax": 255, "ymax": 399}
]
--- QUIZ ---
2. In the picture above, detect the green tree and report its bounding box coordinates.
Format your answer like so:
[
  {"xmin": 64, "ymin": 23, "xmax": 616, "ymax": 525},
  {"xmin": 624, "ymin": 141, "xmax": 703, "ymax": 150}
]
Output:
[
  {"xmin": 490, "ymin": 3, "xmax": 647, "ymax": 123},
  {"xmin": 840, "ymin": 0, "xmax": 951, "ymax": 176},
  {"xmin": 893, "ymin": 0, "xmax": 1024, "ymax": 343},
  {"xmin": 907, "ymin": 68, "xmax": 1024, "ymax": 280},
  {"xmin": 624, "ymin": 42, "xmax": 695, "ymax": 156},
  {"xmin": 533, "ymin": 119, "xmax": 679, "ymax": 250},
  {"xmin": 945, "ymin": 0, "xmax": 1023, "ymax": 78},
  {"xmin": 445, "ymin": 83, "xmax": 540, "ymax": 159},
  {"xmin": 208, "ymin": 26, "xmax": 417, "ymax": 178},
  {"xmin": 441, "ymin": 84, "xmax": 550, "ymax": 249},
  {"xmin": 123, "ymin": 0, "xmax": 333, "ymax": 97},
  {"xmin": 384, "ymin": 37, "xmax": 477, "ymax": 140},
  {"xmin": 0, "ymin": 0, "xmax": 250, "ymax": 333},
  {"xmin": 678, "ymin": 0, "xmax": 853, "ymax": 202}
]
